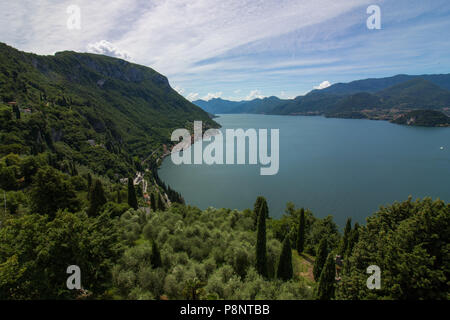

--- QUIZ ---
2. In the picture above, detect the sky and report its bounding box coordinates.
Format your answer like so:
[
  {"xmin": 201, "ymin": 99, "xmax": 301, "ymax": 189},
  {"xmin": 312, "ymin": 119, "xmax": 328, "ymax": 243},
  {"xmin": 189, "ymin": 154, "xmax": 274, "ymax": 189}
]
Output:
[{"xmin": 1, "ymin": 0, "xmax": 450, "ymax": 101}]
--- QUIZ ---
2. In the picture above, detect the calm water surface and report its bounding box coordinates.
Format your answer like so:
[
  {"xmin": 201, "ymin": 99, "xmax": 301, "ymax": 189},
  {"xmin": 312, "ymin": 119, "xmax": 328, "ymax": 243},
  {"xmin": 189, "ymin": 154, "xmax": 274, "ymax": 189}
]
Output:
[{"xmin": 159, "ymin": 114, "xmax": 450, "ymax": 227}]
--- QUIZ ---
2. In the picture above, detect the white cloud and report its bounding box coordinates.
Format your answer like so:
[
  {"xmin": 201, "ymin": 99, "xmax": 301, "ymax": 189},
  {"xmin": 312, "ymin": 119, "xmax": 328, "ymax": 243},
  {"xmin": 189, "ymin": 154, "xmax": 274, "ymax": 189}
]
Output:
[
  {"xmin": 314, "ymin": 80, "xmax": 332, "ymax": 90},
  {"xmin": 185, "ymin": 91, "xmax": 224, "ymax": 101},
  {"xmin": 114, "ymin": 0, "xmax": 373, "ymax": 76},
  {"xmin": 201, "ymin": 92, "xmax": 223, "ymax": 101},
  {"xmin": 174, "ymin": 86, "xmax": 185, "ymax": 95},
  {"xmin": 245, "ymin": 90, "xmax": 265, "ymax": 100},
  {"xmin": 186, "ymin": 92, "xmax": 199, "ymax": 101},
  {"xmin": 86, "ymin": 40, "xmax": 131, "ymax": 60}
]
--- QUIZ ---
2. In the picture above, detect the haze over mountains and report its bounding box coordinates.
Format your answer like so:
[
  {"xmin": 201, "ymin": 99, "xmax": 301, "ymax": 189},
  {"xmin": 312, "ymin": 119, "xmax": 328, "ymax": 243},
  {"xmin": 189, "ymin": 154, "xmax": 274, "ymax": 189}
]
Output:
[{"xmin": 193, "ymin": 74, "xmax": 450, "ymax": 126}]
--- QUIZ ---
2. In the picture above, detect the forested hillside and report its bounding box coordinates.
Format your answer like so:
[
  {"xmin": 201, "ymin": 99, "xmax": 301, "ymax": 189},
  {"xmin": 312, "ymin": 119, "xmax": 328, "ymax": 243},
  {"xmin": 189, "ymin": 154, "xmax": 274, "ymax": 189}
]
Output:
[
  {"xmin": 0, "ymin": 42, "xmax": 217, "ymax": 174},
  {"xmin": 193, "ymin": 97, "xmax": 288, "ymax": 114}
]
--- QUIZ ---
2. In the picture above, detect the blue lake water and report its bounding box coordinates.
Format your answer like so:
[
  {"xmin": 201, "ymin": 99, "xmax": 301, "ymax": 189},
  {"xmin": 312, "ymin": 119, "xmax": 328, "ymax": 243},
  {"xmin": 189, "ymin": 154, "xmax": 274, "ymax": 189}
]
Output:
[{"xmin": 159, "ymin": 114, "xmax": 450, "ymax": 227}]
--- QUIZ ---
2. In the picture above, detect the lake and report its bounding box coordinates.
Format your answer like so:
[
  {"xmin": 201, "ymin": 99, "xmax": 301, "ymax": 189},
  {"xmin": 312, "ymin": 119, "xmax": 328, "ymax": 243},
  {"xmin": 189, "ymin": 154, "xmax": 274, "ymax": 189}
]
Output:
[{"xmin": 158, "ymin": 114, "xmax": 450, "ymax": 227}]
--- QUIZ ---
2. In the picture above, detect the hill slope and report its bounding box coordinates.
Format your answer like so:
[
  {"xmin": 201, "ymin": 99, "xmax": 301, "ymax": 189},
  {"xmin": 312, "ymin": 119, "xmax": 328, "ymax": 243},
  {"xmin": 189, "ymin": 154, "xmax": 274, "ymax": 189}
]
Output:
[
  {"xmin": 0, "ymin": 42, "xmax": 217, "ymax": 175},
  {"xmin": 193, "ymin": 98, "xmax": 244, "ymax": 114},
  {"xmin": 313, "ymin": 73, "xmax": 450, "ymax": 95},
  {"xmin": 193, "ymin": 96, "xmax": 288, "ymax": 115}
]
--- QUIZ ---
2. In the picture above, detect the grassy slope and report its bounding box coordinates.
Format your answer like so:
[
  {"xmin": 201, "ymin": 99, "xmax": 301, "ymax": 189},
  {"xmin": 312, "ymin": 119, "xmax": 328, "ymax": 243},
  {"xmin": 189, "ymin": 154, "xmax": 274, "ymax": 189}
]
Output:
[{"xmin": 292, "ymin": 250, "xmax": 315, "ymax": 288}]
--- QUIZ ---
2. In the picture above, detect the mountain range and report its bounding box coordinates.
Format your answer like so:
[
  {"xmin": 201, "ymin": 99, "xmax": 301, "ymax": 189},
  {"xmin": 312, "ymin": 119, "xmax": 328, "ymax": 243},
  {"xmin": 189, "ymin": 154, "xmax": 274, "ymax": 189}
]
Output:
[{"xmin": 194, "ymin": 74, "xmax": 450, "ymax": 126}]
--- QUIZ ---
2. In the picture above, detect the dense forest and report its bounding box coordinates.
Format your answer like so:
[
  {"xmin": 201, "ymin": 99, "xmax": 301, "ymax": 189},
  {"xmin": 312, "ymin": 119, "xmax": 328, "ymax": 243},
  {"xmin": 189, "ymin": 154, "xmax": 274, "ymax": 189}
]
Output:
[
  {"xmin": 0, "ymin": 44, "xmax": 448, "ymax": 300},
  {"xmin": 1, "ymin": 176, "xmax": 448, "ymax": 300},
  {"xmin": 391, "ymin": 109, "xmax": 450, "ymax": 127}
]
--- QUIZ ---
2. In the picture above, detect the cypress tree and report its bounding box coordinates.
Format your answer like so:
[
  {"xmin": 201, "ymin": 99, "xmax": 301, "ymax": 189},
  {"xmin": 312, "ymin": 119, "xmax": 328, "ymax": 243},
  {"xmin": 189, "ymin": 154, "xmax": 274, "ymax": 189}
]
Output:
[
  {"xmin": 317, "ymin": 253, "xmax": 336, "ymax": 300},
  {"xmin": 116, "ymin": 188, "xmax": 121, "ymax": 203},
  {"xmin": 253, "ymin": 196, "xmax": 264, "ymax": 227},
  {"xmin": 313, "ymin": 238, "xmax": 328, "ymax": 281},
  {"xmin": 87, "ymin": 173, "xmax": 92, "ymax": 199},
  {"xmin": 253, "ymin": 196, "xmax": 269, "ymax": 227},
  {"xmin": 254, "ymin": 196, "xmax": 264, "ymax": 215},
  {"xmin": 256, "ymin": 205, "xmax": 268, "ymax": 277},
  {"xmin": 296, "ymin": 208, "xmax": 305, "ymax": 254},
  {"xmin": 87, "ymin": 179, "xmax": 107, "ymax": 216},
  {"xmin": 276, "ymin": 236, "xmax": 293, "ymax": 280},
  {"xmin": 136, "ymin": 183, "xmax": 143, "ymax": 197},
  {"xmin": 345, "ymin": 222, "xmax": 360, "ymax": 258},
  {"xmin": 157, "ymin": 193, "xmax": 165, "ymax": 211},
  {"xmin": 340, "ymin": 218, "xmax": 352, "ymax": 256},
  {"xmin": 70, "ymin": 162, "xmax": 78, "ymax": 176},
  {"xmin": 12, "ymin": 105, "xmax": 20, "ymax": 120},
  {"xmin": 260, "ymin": 198, "xmax": 269, "ymax": 219},
  {"xmin": 150, "ymin": 192, "xmax": 156, "ymax": 211},
  {"xmin": 151, "ymin": 241, "xmax": 162, "ymax": 268},
  {"xmin": 127, "ymin": 176, "xmax": 138, "ymax": 210}
]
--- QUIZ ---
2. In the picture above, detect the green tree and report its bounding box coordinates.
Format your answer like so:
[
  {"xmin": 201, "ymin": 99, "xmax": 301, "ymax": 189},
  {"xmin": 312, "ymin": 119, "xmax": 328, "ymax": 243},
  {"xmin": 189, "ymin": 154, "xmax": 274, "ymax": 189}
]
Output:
[
  {"xmin": 0, "ymin": 166, "xmax": 17, "ymax": 190},
  {"xmin": 30, "ymin": 167, "xmax": 79, "ymax": 219},
  {"xmin": 256, "ymin": 204, "xmax": 268, "ymax": 277},
  {"xmin": 20, "ymin": 156, "xmax": 38, "ymax": 185},
  {"xmin": 5, "ymin": 191, "xmax": 25, "ymax": 215},
  {"xmin": 276, "ymin": 236, "xmax": 293, "ymax": 280},
  {"xmin": 345, "ymin": 222, "xmax": 359, "ymax": 257},
  {"xmin": 157, "ymin": 193, "xmax": 165, "ymax": 211},
  {"xmin": 0, "ymin": 212, "xmax": 122, "ymax": 299},
  {"xmin": 183, "ymin": 278, "xmax": 204, "ymax": 300},
  {"xmin": 253, "ymin": 196, "xmax": 268, "ymax": 227},
  {"xmin": 127, "ymin": 177, "xmax": 138, "ymax": 210},
  {"xmin": 317, "ymin": 253, "xmax": 336, "ymax": 300},
  {"xmin": 136, "ymin": 183, "xmax": 143, "ymax": 197},
  {"xmin": 0, "ymin": 255, "xmax": 26, "ymax": 299},
  {"xmin": 260, "ymin": 198, "xmax": 269, "ymax": 219},
  {"xmin": 12, "ymin": 105, "xmax": 20, "ymax": 120},
  {"xmin": 340, "ymin": 218, "xmax": 352, "ymax": 256},
  {"xmin": 337, "ymin": 197, "xmax": 449, "ymax": 300},
  {"xmin": 116, "ymin": 187, "xmax": 122, "ymax": 203},
  {"xmin": 150, "ymin": 192, "xmax": 156, "ymax": 211},
  {"xmin": 151, "ymin": 241, "xmax": 162, "ymax": 269},
  {"xmin": 296, "ymin": 208, "xmax": 305, "ymax": 253},
  {"xmin": 307, "ymin": 215, "xmax": 340, "ymax": 256},
  {"xmin": 87, "ymin": 179, "xmax": 107, "ymax": 216},
  {"xmin": 87, "ymin": 173, "xmax": 92, "ymax": 198},
  {"xmin": 313, "ymin": 238, "xmax": 328, "ymax": 281}
]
